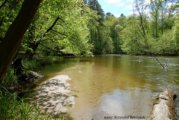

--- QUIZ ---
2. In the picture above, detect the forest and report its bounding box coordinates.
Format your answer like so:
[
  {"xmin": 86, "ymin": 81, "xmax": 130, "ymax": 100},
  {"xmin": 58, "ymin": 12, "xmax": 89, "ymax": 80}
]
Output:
[
  {"xmin": 1, "ymin": 0, "xmax": 179, "ymax": 58},
  {"xmin": 0, "ymin": 0, "xmax": 179, "ymax": 119}
]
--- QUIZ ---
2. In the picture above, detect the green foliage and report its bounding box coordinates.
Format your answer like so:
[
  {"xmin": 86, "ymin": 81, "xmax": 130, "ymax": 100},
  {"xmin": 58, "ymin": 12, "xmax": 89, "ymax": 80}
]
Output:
[
  {"xmin": 41, "ymin": 56, "xmax": 63, "ymax": 59},
  {"xmin": 119, "ymin": 0, "xmax": 179, "ymax": 55},
  {"xmin": 2, "ymin": 67, "xmax": 17, "ymax": 87},
  {"xmin": 22, "ymin": 59, "xmax": 56, "ymax": 71},
  {"xmin": 157, "ymin": 30, "xmax": 176, "ymax": 54},
  {"xmin": 19, "ymin": 0, "xmax": 94, "ymax": 57},
  {"xmin": 1, "ymin": 0, "xmax": 179, "ymax": 60},
  {"xmin": 173, "ymin": 21, "xmax": 179, "ymax": 50},
  {"xmin": 0, "ymin": 88, "xmax": 69, "ymax": 120},
  {"xmin": 0, "ymin": 89, "xmax": 34, "ymax": 119},
  {"xmin": 22, "ymin": 69, "xmax": 30, "ymax": 76},
  {"xmin": 121, "ymin": 16, "xmax": 145, "ymax": 55},
  {"xmin": 0, "ymin": 0, "xmax": 23, "ymax": 39}
]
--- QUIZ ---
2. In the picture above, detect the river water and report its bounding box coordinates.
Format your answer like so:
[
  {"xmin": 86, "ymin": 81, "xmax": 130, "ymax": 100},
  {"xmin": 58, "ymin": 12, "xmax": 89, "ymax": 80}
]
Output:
[{"xmin": 34, "ymin": 55, "xmax": 179, "ymax": 120}]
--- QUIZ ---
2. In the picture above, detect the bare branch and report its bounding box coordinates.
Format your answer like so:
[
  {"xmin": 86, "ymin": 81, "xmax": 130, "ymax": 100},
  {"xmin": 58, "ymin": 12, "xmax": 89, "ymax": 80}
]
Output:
[
  {"xmin": 45, "ymin": 17, "xmax": 60, "ymax": 34},
  {"xmin": 152, "ymin": 54, "xmax": 165, "ymax": 69},
  {"xmin": 135, "ymin": 0, "xmax": 146, "ymax": 37}
]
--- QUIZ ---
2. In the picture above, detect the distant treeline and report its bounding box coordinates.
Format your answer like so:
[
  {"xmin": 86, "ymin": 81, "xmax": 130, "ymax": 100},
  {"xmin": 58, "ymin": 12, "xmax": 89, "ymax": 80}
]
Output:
[{"xmin": 0, "ymin": 0, "xmax": 179, "ymax": 60}]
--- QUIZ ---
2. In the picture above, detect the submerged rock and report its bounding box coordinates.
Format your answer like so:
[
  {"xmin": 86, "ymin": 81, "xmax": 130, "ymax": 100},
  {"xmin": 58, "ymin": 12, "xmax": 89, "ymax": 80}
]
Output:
[{"xmin": 146, "ymin": 91, "xmax": 177, "ymax": 120}]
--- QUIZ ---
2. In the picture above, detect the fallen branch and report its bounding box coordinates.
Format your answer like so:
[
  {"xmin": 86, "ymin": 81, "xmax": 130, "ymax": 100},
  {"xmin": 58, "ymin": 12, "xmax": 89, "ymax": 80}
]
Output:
[
  {"xmin": 152, "ymin": 54, "xmax": 166, "ymax": 69},
  {"xmin": 146, "ymin": 91, "xmax": 177, "ymax": 120}
]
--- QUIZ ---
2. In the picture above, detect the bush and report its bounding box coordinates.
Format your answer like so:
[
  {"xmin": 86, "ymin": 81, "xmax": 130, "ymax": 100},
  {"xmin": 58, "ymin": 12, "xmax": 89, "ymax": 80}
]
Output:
[
  {"xmin": 22, "ymin": 56, "xmax": 63, "ymax": 71},
  {"xmin": 0, "ymin": 88, "xmax": 35, "ymax": 119},
  {"xmin": 2, "ymin": 67, "xmax": 18, "ymax": 87},
  {"xmin": 0, "ymin": 87, "xmax": 68, "ymax": 120},
  {"xmin": 22, "ymin": 59, "xmax": 53, "ymax": 71}
]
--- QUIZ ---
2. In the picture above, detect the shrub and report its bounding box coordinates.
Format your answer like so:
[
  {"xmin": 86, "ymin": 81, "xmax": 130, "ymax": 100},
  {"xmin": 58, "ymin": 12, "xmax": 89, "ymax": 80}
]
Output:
[{"xmin": 2, "ymin": 67, "xmax": 18, "ymax": 87}]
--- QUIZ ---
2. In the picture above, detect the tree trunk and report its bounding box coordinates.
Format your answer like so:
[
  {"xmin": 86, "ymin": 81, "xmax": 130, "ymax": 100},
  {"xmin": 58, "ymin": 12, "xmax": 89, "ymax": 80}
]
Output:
[
  {"xmin": 25, "ymin": 22, "xmax": 36, "ymax": 59},
  {"xmin": 135, "ymin": 0, "xmax": 149, "ymax": 50},
  {"xmin": 162, "ymin": 8, "xmax": 163, "ymax": 35},
  {"xmin": 156, "ymin": 11, "xmax": 158, "ymax": 38},
  {"xmin": 0, "ymin": 0, "xmax": 42, "ymax": 84},
  {"xmin": 25, "ymin": 42, "xmax": 39, "ymax": 60},
  {"xmin": 26, "ymin": 16, "xmax": 60, "ymax": 59},
  {"xmin": 29, "ymin": 43, "xmax": 39, "ymax": 60}
]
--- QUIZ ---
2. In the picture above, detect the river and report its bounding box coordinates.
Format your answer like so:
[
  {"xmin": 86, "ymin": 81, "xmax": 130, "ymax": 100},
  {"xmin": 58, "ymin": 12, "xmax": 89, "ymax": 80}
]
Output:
[{"xmin": 33, "ymin": 55, "xmax": 179, "ymax": 120}]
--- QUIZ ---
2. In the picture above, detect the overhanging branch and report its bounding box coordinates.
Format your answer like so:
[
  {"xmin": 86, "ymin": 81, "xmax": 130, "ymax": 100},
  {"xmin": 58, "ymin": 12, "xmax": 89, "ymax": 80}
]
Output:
[
  {"xmin": 39, "ymin": 43, "xmax": 63, "ymax": 54},
  {"xmin": 152, "ymin": 54, "xmax": 166, "ymax": 69},
  {"xmin": 51, "ymin": 29, "xmax": 67, "ymax": 36},
  {"xmin": 45, "ymin": 17, "xmax": 60, "ymax": 34}
]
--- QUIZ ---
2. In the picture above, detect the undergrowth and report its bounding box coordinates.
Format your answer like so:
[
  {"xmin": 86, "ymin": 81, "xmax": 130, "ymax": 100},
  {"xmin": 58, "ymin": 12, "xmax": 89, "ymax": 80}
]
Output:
[
  {"xmin": 2, "ymin": 67, "xmax": 18, "ymax": 88},
  {"xmin": 35, "ymin": 55, "xmax": 63, "ymax": 60},
  {"xmin": 0, "ymin": 56, "xmax": 76, "ymax": 120},
  {"xmin": 22, "ymin": 57, "xmax": 63, "ymax": 71},
  {"xmin": 0, "ymin": 87, "xmax": 68, "ymax": 120}
]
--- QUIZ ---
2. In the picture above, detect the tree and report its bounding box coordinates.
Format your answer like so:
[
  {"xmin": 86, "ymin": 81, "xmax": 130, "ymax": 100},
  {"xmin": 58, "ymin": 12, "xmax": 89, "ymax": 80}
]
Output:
[
  {"xmin": 0, "ymin": 0, "xmax": 42, "ymax": 84},
  {"xmin": 121, "ymin": 16, "xmax": 145, "ymax": 54},
  {"xmin": 106, "ymin": 12, "xmax": 113, "ymax": 16},
  {"xmin": 21, "ymin": 0, "xmax": 95, "ymax": 58},
  {"xmin": 0, "ymin": 0, "xmax": 24, "ymax": 40},
  {"xmin": 133, "ymin": 0, "xmax": 149, "ymax": 51},
  {"xmin": 149, "ymin": 0, "xmax": 163, "ymax": 38},
  {"xmin": 120, "ymin": 13, "xmax": 124, "ymax": 17},
  {"xmin": 83, "ymin": 0, "xmax": 88, "ymax": 4}
]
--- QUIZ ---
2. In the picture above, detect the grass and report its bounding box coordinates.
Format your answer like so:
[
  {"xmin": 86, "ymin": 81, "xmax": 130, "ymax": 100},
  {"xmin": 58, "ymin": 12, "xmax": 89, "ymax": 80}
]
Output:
[
  {"xmin": 22, "ymin": 57, "xmax": 63, "ymax": 71},
  {"xmin": 0, "ymin": 86, "xmax": 70, "ymax": 120},
  {"xmin": 35, "ymin": 55, "xmax": 63, "ymax": 60},
  {"xmin": 2, "ymin": 67, "xmax": 18, "ymax": 88},
  {"xmin": 1, "ymin": 59, "xmax": 51, "ymax": 89},
  {"xmin": 42, "ymin": 56, "xmax": 63, "ymax": 59},
  {"xmin": 0, "ymin": 87, "xmax": 34, "ymax": 120},
  {"xmin": 0, "ymin": 56, "xmax": 77, "ymax": 119},
  {"xmin": 2, "ymin": 58, "xmax": 55, "ymax": 88},
  {"xmin": 22, "ymin": 59, "xmax": 53, "ymax": 71}
]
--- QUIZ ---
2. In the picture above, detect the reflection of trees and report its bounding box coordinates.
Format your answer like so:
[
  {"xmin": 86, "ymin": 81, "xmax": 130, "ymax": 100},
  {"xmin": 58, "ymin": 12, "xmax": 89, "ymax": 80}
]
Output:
[
  {"xmin": 65, "ymin": 55, "xmax": 169, "ymax": 119},
  {"xmin": 31, "ymin": 55, "xmax": 179, "ymax": 119}
]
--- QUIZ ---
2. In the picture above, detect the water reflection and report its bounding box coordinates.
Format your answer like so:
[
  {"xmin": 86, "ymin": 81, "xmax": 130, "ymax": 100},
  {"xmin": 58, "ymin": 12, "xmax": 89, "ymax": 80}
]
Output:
[{"xmin": 34, "ymin": 55, "xmax": 179, "ymax": 119}]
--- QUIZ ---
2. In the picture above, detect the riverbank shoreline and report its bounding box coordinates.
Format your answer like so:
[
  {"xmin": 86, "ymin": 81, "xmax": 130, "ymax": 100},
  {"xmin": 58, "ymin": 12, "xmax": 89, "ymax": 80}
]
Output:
[{"xmin": 0, "ymin": 57, "xmax": 76, "ymax": 119}]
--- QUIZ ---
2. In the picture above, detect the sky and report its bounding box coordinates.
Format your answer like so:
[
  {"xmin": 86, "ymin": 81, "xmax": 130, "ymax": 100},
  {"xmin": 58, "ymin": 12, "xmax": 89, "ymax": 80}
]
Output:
[
  {"xmin": 97, "ymin": 0, "xmax": 174, "ymax": 18},
  {"xmin": 98, "ymin": 0, "xmax": 135, "ymax": 17}
]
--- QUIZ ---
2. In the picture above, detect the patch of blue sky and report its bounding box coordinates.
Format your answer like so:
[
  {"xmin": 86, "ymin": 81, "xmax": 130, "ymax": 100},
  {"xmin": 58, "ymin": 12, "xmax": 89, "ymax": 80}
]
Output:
[
  {"xmin": 98, "ymin": 0, "xmax": 134, "ymax": 17},
  {"xmin": 98, "ymin": 0, "xmax": 176, "ymax": 18}
]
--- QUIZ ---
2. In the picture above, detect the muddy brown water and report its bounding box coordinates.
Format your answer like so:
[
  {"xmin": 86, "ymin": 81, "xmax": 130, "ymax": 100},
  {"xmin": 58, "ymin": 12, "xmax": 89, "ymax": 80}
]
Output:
[{"xmin": 34, "ymin": 55, "xmax": 179, "ymax": 120}]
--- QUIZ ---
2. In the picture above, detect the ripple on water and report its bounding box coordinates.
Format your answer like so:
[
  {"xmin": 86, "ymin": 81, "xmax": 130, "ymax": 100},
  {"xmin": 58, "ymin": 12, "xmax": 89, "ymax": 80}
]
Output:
[{"xmin": 36, "ymin": 55, "xmax": 179, "ymax": 119}]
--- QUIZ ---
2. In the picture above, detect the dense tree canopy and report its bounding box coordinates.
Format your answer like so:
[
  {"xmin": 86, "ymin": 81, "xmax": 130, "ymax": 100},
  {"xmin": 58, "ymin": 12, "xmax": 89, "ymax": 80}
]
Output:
[
  {"xmin": 0, "ymin": 0, "xmax": 42, "ymax": 83},
  {"xmin": 0, "ymin": 0, "xmax": 179, "ymax": 82}
]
